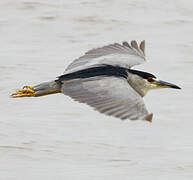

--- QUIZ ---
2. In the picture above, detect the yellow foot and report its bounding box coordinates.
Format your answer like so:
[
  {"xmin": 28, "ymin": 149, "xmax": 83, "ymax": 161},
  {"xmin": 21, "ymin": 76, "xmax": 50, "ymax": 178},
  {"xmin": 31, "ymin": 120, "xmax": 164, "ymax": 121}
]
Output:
[{"xmin": 11, "ymin": 86, "xmax": 36, "ymax": 98}]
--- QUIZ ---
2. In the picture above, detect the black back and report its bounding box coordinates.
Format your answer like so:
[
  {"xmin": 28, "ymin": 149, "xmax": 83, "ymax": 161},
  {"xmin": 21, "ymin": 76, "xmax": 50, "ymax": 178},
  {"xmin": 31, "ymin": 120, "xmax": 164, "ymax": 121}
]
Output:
[
  {"xmin": 56, "ymin": 65, "xmax": 128, "ymax": 82},
  {"xmin": 56, "ymin": 64, "xmax": 156, "ymax": 82}
]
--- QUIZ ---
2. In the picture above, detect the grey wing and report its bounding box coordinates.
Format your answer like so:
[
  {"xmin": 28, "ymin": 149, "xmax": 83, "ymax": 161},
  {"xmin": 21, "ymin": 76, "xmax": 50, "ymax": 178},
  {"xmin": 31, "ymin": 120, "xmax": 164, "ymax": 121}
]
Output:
[
  {"xmin": 61, "ymin": 76, "xmax": 152, "ymax": 121},
  {"xmin": 65, "ymin": 40, "xmax": 146, "ymax": 74}
]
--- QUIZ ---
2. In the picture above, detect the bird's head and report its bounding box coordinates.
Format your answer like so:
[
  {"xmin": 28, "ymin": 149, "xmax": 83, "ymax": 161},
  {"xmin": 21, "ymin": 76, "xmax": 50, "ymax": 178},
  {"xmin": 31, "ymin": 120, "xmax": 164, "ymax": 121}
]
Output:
[{"xmin": 128, "ymin": 69, "xmax": 181, "ymax": 96}]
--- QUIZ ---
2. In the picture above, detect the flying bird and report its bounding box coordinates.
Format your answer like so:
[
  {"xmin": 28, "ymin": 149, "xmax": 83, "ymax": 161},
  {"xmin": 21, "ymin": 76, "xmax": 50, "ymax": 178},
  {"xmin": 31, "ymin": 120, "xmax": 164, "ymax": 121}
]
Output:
[{"xmin": 11, "ymin": 40, "xmax": 181, "ymax": 122}]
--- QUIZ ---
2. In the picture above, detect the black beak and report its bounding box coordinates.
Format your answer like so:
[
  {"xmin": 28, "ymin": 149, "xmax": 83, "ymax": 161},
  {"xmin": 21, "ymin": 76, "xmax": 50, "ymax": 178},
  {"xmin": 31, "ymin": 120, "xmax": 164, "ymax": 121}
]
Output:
[{"xmin": 156, "ymin": 80, "xmax": 181, "ymax": 89}]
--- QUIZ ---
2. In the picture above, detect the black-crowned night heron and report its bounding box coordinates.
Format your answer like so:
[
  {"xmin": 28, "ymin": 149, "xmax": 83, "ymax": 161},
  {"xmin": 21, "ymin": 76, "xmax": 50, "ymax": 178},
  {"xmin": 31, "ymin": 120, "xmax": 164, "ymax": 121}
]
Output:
[{"xmin": 11, "ymin": 40, "xmax": 181, "ymax": 122}]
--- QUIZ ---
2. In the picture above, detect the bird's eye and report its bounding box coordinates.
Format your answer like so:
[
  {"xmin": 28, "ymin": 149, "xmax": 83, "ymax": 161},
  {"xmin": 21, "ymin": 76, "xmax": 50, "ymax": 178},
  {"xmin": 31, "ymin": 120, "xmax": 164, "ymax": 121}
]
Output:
[{"xmin": 147, "ymin": 77, "xmax": 154, "ymax": 82}]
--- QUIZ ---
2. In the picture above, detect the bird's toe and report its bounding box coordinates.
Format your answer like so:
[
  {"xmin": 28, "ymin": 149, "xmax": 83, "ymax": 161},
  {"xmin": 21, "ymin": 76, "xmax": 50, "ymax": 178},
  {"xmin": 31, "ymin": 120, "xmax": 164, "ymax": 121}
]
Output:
[{"xmin": 11, "ymin": 86, "xmax": 36, "ymax": 98}]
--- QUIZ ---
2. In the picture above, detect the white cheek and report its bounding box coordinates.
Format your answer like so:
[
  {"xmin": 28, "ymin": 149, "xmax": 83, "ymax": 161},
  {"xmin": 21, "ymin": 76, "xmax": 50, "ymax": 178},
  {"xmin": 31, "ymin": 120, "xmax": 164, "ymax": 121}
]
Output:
[
  {"xmin": 144, "ymin": 81, "xmax": 157, "ymax": 93},
  {"xmin": 150, "ymin": 83, "xmax": 157, "ymax": 89}
]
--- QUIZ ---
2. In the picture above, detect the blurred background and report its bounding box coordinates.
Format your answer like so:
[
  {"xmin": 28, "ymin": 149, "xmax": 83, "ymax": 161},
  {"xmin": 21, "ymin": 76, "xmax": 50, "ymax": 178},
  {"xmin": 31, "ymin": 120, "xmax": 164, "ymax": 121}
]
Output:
[{"xmin": 1, "ymin": 0, "xmax": 193, "ymax": 179}]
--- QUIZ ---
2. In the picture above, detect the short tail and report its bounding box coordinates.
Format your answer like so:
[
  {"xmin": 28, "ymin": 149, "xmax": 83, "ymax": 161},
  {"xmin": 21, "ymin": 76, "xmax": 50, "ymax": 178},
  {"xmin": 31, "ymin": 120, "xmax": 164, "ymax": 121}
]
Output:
[{"xmin": 11, "ymin": 80, "xmax": 61, "ymax": 98}]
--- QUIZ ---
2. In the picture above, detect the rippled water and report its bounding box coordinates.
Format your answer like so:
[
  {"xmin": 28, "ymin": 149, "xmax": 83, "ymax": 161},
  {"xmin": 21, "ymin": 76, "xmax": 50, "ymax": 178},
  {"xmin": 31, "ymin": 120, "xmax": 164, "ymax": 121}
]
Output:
[{"xmin": 1, "ymin": 0, "xmax": 193, "ymax": 179}]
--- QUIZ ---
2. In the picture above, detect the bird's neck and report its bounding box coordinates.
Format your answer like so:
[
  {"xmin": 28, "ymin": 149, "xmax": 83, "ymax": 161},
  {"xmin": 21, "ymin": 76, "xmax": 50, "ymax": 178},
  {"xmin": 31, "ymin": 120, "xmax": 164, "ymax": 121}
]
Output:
[{"xmin": 127, "ymin": 74, "xmax": 149, "ymax": 97}]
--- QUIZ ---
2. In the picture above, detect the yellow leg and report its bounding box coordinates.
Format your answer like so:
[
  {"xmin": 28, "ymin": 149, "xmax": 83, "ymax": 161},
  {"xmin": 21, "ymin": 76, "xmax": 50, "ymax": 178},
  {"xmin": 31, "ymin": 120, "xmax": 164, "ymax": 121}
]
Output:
[{"xmin": 11, "ymin": 86, "xmax": 36, "ymax": 98}]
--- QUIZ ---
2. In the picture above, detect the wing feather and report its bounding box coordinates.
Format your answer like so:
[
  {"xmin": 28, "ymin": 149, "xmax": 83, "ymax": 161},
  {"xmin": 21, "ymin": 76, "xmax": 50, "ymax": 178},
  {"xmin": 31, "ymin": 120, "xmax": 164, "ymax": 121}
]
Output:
[
  {"xmin": 61, "ymin": 76, "xmax": 150, "ymax": 121},
  {"xmin": 65, "ymin": 40, "xmax": 146, "ymax": 73}
]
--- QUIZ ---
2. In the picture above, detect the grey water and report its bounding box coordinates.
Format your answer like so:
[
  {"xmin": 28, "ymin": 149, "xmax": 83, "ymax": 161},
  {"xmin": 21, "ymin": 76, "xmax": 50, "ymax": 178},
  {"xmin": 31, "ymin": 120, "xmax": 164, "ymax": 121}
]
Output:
[{"xmin": 1, "ymin": 0, "xmax": 193, "ymax": 179}]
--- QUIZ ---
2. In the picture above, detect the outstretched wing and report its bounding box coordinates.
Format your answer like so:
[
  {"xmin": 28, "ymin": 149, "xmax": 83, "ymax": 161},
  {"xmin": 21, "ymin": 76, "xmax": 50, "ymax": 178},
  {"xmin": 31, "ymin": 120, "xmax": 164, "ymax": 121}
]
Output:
[
  {"xmin": 61, "ymin": 76, "xmax": 152, "ymax": 121},
  {"xmin": 65, "ymin": 40, "xmax": 146, "ymax": 73}
]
